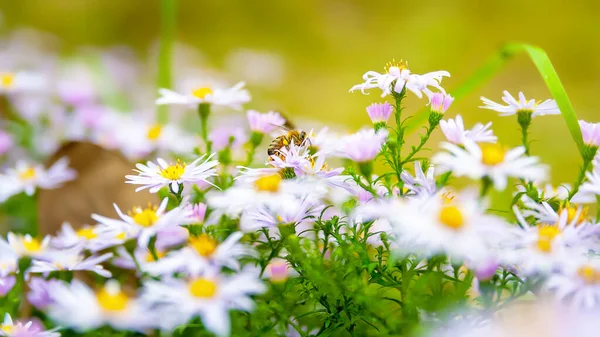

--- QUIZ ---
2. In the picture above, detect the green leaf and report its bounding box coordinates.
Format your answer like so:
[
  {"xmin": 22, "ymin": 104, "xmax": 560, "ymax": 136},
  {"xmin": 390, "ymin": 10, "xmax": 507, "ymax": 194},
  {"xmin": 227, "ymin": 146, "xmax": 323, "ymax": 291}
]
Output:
[{"xmin": 405, "ymin": 42, "xmax": 585, "ymax": 158}]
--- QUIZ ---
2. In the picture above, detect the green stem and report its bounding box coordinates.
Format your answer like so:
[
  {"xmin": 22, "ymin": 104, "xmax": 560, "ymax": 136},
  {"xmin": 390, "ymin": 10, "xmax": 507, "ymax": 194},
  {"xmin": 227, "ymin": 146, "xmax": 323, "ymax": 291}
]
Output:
[
  {"xmin": 156, "ymin": 0, "xmax": 177, "ymax": 125},
  {"xmin": 568, "ymin": 158, "xmax": 592, "ymax": 200},
  {"xmin": 401, "ymin": 114, "xmax": 441, "ymax": 165},
  {"xmin": 198, "ymin": 103, "xmax": 212, "ymax": 153},
  {"xmin": 517, "ymin": 111, "xmax": 533, "ymax": 155},
  {"xmin": 391, "ymin": 88, "xmax": 406, "ymax": 188},
  {"xmin": 480, "ymin": 176, "xmax": 493, "ymax": 198}
]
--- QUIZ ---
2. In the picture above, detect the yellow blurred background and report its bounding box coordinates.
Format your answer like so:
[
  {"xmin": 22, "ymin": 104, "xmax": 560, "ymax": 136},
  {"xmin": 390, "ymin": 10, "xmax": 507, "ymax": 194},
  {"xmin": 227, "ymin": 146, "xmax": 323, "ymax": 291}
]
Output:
[{"xmin": 2, "ymin": 0, "xmax": 600, "ymax": 186}]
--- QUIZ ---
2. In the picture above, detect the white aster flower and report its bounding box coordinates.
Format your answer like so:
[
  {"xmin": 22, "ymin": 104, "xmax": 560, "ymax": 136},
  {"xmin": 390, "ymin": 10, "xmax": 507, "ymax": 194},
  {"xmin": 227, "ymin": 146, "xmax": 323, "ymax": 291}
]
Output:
[
  {"xmin": 337, "ymin": 129, "xmax": 388, "ymax": 163},
  {"xmin": 439, "ymin": 114, "xmax": 497, "ymax": 145},
  {"xmin": 0, "ymin": 238, "xmax": 18, "ymax": 280},
  {"xmin": 0, "ymin": 313, "xmax": 59, "ymax": 337},
  {"xmin": 91, "ymin": 198, "xmax": 191, "ymax": 247},
  {"xmin": 144, "ymin": 232, "xmax": 255, "ymax": 276},
  {"xmin": 28, "ymin": 248, "xmax": 113, "ymax": 278},
  {"xmin": 0, "ymin": 158, "xmax": 76, "ymax": 202},
  {"xmin": 156, "ymin": 81, "xmax": 250, "ymax": 110},
  {"xmin": 350, "ymin": 60, "xmax": 450, "ymax": 99},
  {"xmin": 6, "ymin": 233, "xmax": 51, "ymax": 259},
  {"xmin": 126, "ymin": 154, "xmax": 219, "ymax": 194},
  {"xmin": 400, "ymin": 162, "xmax": 437, "ymax": 197},
  {"xmin": 268, "ymin": 142, "xmax": 312, "ymax": 174},
  {"xmin": 240, "ymin": 196, "xmax": 321, "ymax": 232},
  {"xmin": 502, "ymin": 207, "xmax": 590, "ymax": 276},
  {"xmin": 47, "ymin": 280, "xmax": 153, "ymax": 332},
  {"xmin": 0, "ymin": 71, "xmax": 46, "ymax": 94},
  {"xmin": 142, "ymin": 268, "xmax": 266, "ymax": 336},
  {"xmin": 307, "ymin": 127, "xmax": 342, "ymax": 155},
  {"xmin": 545, "ymin": 257, "xmax": 600, "ymax": 310},
  {"xmin": 51, "ymin": 223, "xmax": 125, "ymax": 252},
  {"xmin": 480, "ymin": 91, "xmax": 560, "ymax": 117},
  {"xmin": 432, "ymin": 140, "xmax": 547, "ymax": 190}
]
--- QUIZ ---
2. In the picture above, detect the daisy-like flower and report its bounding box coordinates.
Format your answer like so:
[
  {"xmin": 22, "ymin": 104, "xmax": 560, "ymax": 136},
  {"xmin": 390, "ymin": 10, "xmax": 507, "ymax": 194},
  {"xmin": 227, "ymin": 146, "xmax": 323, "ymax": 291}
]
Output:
[
  {"xmin": 350, "ymin": 60, "xmax": 450, "ymax": 99},
  {"xmin": 247, "ymin": 110, "xmax": 286, "ymax": 134},
  {"xmin": 479, "ymin": 91, "xmax": 560, "ymax": 117},
  {"xmin": 0, "ymin": 238, "xmax": 18, "ymax": 283},
  {"xmin": 27, "ymin": 278, "xmax": 61, "ymax": 310},
  {"xmin": 239, "ymin": 196, "xmax": 321, "ymax": 232},
  {"xmin": 307, "ymin": 127, "xmax": 342, "ymax": 155},
  {"xmin": 380, "ymin": 191, "xmax": 511, "ymax": 263},
  {"xmin": 51, "ymin": 223, "xmax": 125, "ymax": 252},
  {"xmin": 366, "ymin": 102, "xmax": 393, "ymax": 128},
  {"xmin": 545, "ymin": 257, "xmax": 600, "ymax": 309},
  {"xmin": 573, "ymin": 162, "xmax": 600, "ymax": 203},
  {"xmin": 126, "ymin": 154, "xmax": 219, "ymax": 194},
  {"xmin": 209, "ymin": 125, "xmax": 248, "ymax": 152},
  {"xmin": 0, "ymin": 71, "xmax": 46, "ymax": 94},
  {"xmin": 579, "ymin": 120, "xmax": 600, "ymax": 147},
  {"xmin": 400, "ymin": 162, "xmax": 437, "ymax": 197},
  {"xmin": 429, "ymin": 92, "xmax": 454, "ymax": 114},
  {"xmin": 439, "ymin": 114, "xmax": 497, "ymax": 145},
  {"xmin": 142, "ymin": 268, "xmax": 266, "ymax": 336},
  {"xmin": 432, "ymin": 140, "xmax": 547, "ymax": 190},
  {"xmin": 144, "ymin": 232, "xmax": 255, "ymax": 276},
  {"xmin": 188, "ymin": 203, "xmax": 208, "ymax": 224},
  {"xmin": 0, "ymin": 158, "xmax": 76, "ymax": 202},
  {"xmin": 0, "ymin": 313, "xmax": 59, "ymax": 337},
  {"xmin": 156, "ymin": 81, "xmax": 250, "ymax": 110},
  {"xmin": 46, "ymin": 280, "xmax": 153, "ymax": 332},
  {"xmin": 91, "ymin": 198, "xmax": 191, "ymax": 247},
  {"xmin": 6, "ymin": 233, "xmax": 51, "ymax": 259},
  {"xmin": 28, "ymin": 248, "xmax": 113, "ymax": 278},
  {"xmin": 503, "ymin": 207, "xmax": 590, "ymax": 275},
  {"xmin": 337, "ymin": 129, "xmax": 388, "ymax": 163},
  {"xmin": 268, "ymin": 142, "xmax": 312, "ymax": 176}
]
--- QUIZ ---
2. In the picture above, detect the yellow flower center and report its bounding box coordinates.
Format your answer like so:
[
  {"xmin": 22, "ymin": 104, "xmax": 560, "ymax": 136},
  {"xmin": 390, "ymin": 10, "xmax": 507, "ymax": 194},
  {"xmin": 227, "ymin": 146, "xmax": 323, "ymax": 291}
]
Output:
[
  {"xmin": 192, "ymin": 86, "xmax": 213, "ymax": 99},
  {"xmin": 77, "ymin": 228, "xmax": 98, "ymax": 240},
  {"xmin": 0, "ymin": 73, "xmax": 15, "ymax": 88},
  {"xmin": 440, "ymin": 191, "xmax": 455, "ymax": 204},
  {"xmin": 577, "ymin": 265, "xmax": 600, "ymax": 284},
  {"xmin": 254, "ymin": 173, "xmax": 282, "ymax": 192},
  {"xmin": 115, "ymin": 232, "xmax": 126, "ymax": 240},
  {"xmin": 159, "ymin": 161, "xmax": 186, "ymax": 180},
  {"xmin": 1, "ymin": 324, "xmax": 13, "ymax": 334},
  {"xmin": 560, "ymin": 203, "xmax": 588, "ymax": 226},
  {"xmin": 19, "ymin": 167, "xmax": 36, "ymax": 181},
  {"xmin": 97, "ymin": 288, "xmax": 129, "ymax": 312},
  {"xmin": 438, "ymin": 205, "xmax": 464, "ymax": 230},
  {"xmin": 189, "ymin": 278, "xmax": 217, "ymax": 298},
  {"xmin": 480, "ymin": 144, "xmax": 506, "ymax": 166},
  {"xmin": 129, "ymin": 205, "xmax": 159, "ymax": 227},
  {"xmin": 536, "ymin": 224, "xmax": 561, "ymax": 253},
  {"xmin": 22, "ymin": 237, "xmax": 42, "ymax": 252},
  {"xmin": 147, "ymin": 124, "xmax": 162, "ymax": 140},
  {"xmin": 189, "ymin": 235, "xmax": 218, "ymax": 257},
  {"xmin": 384, "ymin": 59, "xmax": 408, "ymax": 73}
]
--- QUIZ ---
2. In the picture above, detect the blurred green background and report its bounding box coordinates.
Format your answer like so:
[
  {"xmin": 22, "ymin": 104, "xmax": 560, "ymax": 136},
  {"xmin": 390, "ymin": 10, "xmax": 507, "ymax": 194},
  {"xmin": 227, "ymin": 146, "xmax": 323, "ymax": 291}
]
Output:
[{"xmin": 2, "ymin": 0, "xmax": 600, "ymax": 184}]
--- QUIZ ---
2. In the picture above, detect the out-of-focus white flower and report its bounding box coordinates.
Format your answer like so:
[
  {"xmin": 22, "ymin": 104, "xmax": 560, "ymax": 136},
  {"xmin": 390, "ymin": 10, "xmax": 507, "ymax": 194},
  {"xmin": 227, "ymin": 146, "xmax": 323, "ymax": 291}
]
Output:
[
  {"xmin": 0, "ymin": 313, "xmax": 59, "ymax": 337},
  {"xmin": 46, "ymin": 280, "xmax": 153, "ymax": 332},
  {"xmin": 27, "ymin": 278, "xmax": 61, "ymax": 310},
  {"xmin": 126, "ymin": 154, "xmax": 219, "ymax": 194},
  {"xmin": 401, "ymin": 162, "xmax": 437, "ymax": 197},
  {"xmin": 145, "ymin": 232, "xmax": 255, "ymax": 276},
  {"xmin": 0, "ymin": 158, "xmax": 76, "ymax": 202},
  {"xmin": 142, "ymin": 268, "xmax": 266, "ymax": 336},
  {"xmin": 0, "ymin": 237, "xmax": 18, "ymax": 279},
  {"xmin": 6, "ymin": 233, "xmax": 51, "ymax": 259},
  {"xmin": 432, "ymin": 140, "xmax": 547, "ymax": 190},
  {"xmin": 480, "ymin": 91, "xmax": 560, "ymax": 117},
  {"xmin": 439, "ymin": 114, "xmax": 497, "ymax": 145},
  {"xmin": 429, "ymin": 92, "xmax": 454, "ymax": 114},
  {"xmin": 0, "ymin": 71, "xmax": 46, "ymax": 94},
  {"xmin": 337, "ymin": 129, "xmax": 388, "ymax": 163},
  {"xmin": 263, "ymin": 258, "xmax": 297, "ymax": 283},
  {"xmin": 579, "ymin": 120, "xmax": 600, "ymax": 147},
  {"xmin": 91, "ymin": 198, "xmax": 191, "ymax": 247},
  {"xmin": 51, "ymin": 223, "xmax": 125, "ymax": 252},
  {"xmin": 239, "ymin": 197, "xmax": 321, "ymax": 232},
  {"xmin": 573, "ymin": 162, "xmax": 600, "ymax": 203},
  {"xmin": 156, "ymin": 81, "xmax": 250, "ymax": 110},
  {"xmin": 0, "ymin": 130, "xmax": 14, "ymax": 156},
  {"xmin": 546, "ymin": 257, "xmax": 600, "ymax": 309},
  {"xmin": 502, "ymin": 207, "xmax": 591, "ymax": 275},
  {"xmin": 350, "ymin": 60, "xmax": 450, "ymax": 99},
  {"xmin": 188, "ymin": 203, "xmax": 208, "ymax": 224},
  {"xmin": 28, "ymin": 247, "xmax": 113, "ymax": 278},
  {"xmin": 247, "ymin": 110, "xmax": 286, "ymax": 134}
]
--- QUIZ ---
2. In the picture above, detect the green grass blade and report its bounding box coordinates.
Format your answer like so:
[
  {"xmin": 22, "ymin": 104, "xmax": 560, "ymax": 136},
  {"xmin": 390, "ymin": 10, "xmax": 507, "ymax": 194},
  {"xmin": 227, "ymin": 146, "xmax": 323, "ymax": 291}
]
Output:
[
  {"xmin": 156, "ymin": 0, "xmax": 177, "ymax": 125},
  {"xmin": 405, "ymin": 42, "xmax": 585, "ymax": 157}
]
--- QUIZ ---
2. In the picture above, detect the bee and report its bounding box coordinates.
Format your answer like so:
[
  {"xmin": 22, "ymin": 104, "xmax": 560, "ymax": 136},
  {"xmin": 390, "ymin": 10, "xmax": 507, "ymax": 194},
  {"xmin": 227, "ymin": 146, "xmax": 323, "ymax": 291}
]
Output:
[{"xmin": 267, "ymin": 128, "xmax": 309, "ymax": 158}]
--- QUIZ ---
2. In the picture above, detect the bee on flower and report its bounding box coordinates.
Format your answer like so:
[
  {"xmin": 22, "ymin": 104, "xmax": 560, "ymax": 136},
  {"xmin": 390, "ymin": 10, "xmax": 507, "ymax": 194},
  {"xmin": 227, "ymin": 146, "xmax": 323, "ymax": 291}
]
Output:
[
  {"xmin": 125, "ymin": 154, "xmax": 219, "ymax": 194},
  {"xmin": 432, "ymin": 140, "xmax": 547, "ymax": 190},
  {"xmin": 91, "ymin": 198, "xmax": 191, "ymax": 247},
  {"xmin": 350, "ymin": 59, "xmax": 450, "ymax": 99},
  {"xmin": 0, "ymin": 158, "xmax": 76, "ymax": 202},
  {"xmin": 156, "ymin": 81, "xmax": 250, "ymax": 110}
]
